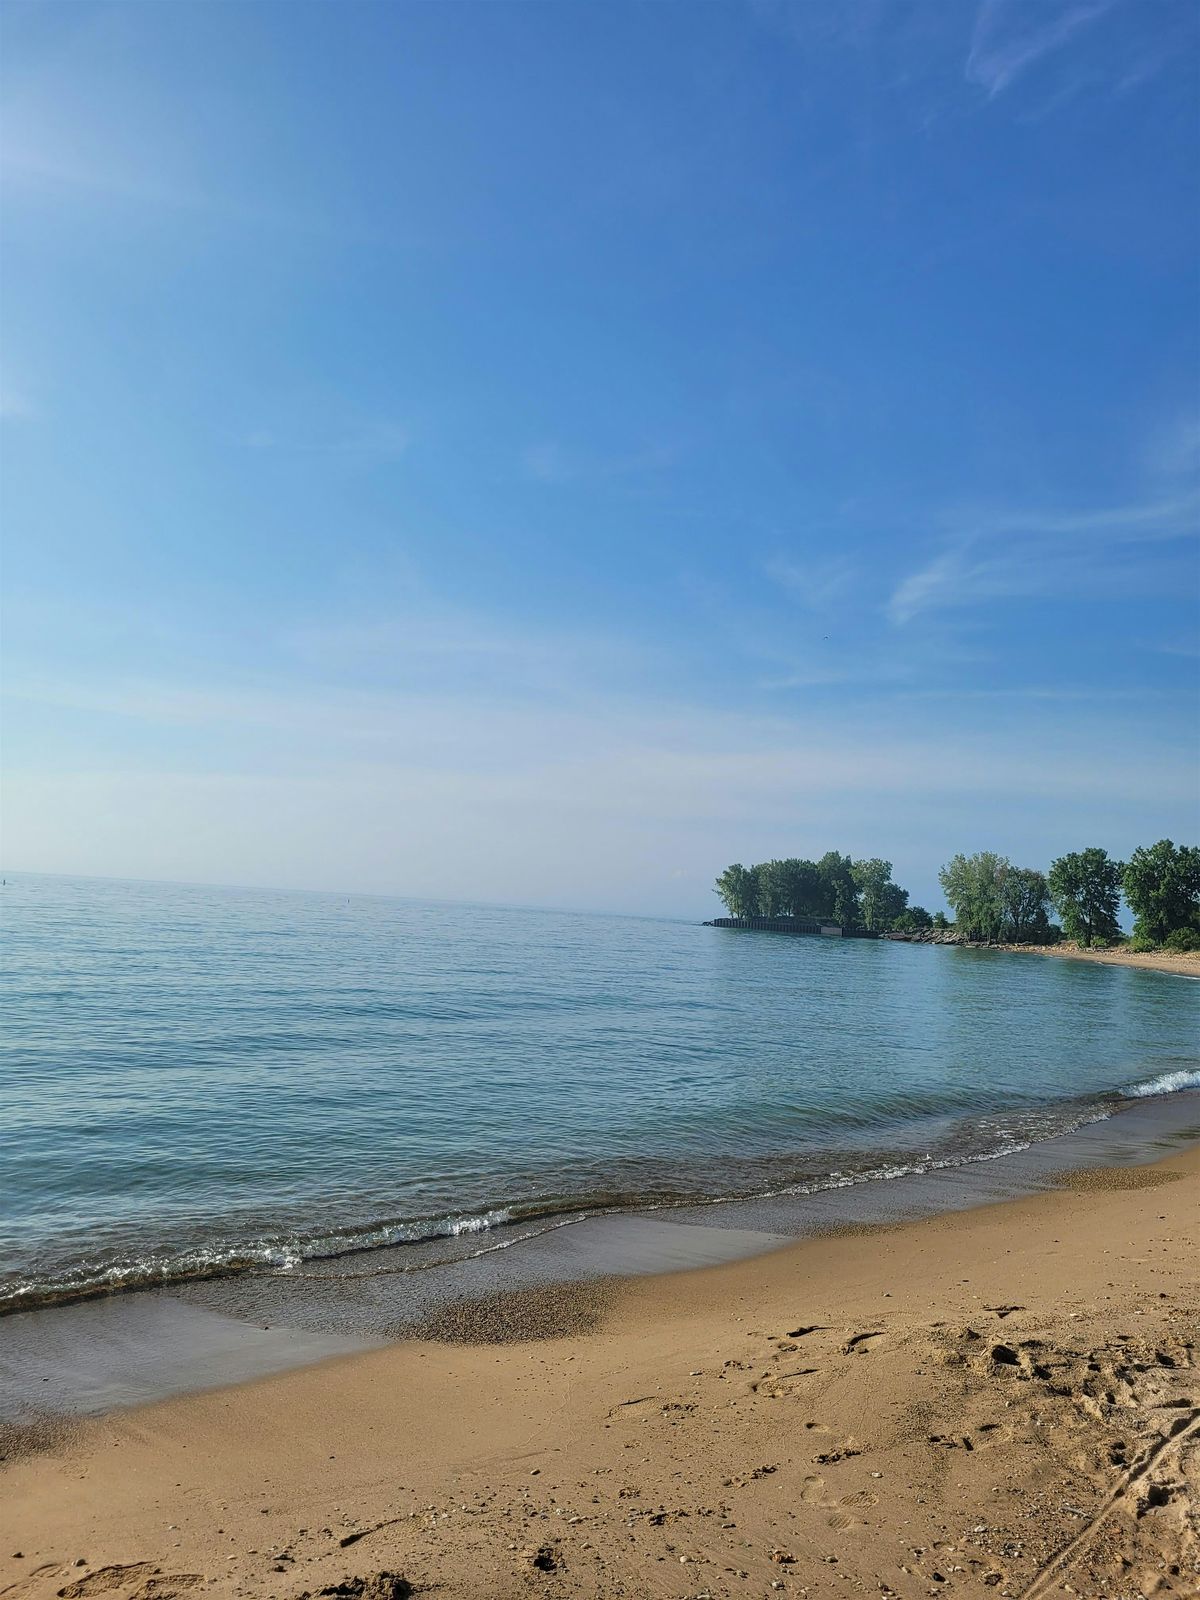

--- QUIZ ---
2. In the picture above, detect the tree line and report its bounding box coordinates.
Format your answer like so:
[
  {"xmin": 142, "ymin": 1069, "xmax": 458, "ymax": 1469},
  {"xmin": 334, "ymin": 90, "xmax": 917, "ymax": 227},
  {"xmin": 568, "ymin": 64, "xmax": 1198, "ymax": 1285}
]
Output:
[
  {"xmin": 714, "ymin": 840, "xmax": 1200, "ymax": 952},
  {"xmin": 714, "ymin": 854, "xmax": 939, "ymax": 935}
]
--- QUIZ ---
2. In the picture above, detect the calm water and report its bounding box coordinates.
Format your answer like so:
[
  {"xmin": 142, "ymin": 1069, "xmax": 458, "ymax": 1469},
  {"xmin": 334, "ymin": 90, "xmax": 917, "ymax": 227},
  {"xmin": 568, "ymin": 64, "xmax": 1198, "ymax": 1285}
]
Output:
[{"xmin": 2, "ymin": 872, "xmax": 1198, "ymax": 1313}]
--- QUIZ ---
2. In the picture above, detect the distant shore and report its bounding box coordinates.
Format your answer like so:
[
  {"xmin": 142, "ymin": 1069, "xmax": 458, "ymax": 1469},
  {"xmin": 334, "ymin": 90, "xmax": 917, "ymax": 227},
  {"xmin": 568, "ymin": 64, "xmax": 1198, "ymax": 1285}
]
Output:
[
  {"xmin": 4, "ymin": 1139, "xmax": 1197, "ymax": 1600},
  {"xmin": 998, "ymin": 940, "xmax": 1200, "ymax": 977}
]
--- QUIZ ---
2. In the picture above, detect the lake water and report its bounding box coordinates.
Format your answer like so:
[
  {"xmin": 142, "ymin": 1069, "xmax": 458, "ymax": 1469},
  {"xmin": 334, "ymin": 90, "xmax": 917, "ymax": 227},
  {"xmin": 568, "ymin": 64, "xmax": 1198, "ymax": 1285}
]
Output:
[{"xmin": 2, "ymin": 871, "xmax": 1197, "ymax": 1314}]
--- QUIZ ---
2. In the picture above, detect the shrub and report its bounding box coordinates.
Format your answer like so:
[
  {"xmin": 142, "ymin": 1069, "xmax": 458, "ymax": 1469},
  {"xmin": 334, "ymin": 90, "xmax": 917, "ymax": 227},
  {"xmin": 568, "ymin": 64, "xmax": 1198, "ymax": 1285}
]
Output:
[
  {"xmin": 1128, "ymin": 931, "xmax": 1158, "ymax": 953},
  {"xmin": 1163, "ymin": 927, "xmax": 1200, "ymax": 954}
]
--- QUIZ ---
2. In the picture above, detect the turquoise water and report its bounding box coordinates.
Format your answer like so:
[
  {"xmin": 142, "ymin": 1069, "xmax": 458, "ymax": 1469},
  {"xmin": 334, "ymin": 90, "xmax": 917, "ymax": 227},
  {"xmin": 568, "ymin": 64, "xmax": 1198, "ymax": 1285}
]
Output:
[{"xmin": 2, "ymin": 872, "xmax": 1197, "ymax": 1313}]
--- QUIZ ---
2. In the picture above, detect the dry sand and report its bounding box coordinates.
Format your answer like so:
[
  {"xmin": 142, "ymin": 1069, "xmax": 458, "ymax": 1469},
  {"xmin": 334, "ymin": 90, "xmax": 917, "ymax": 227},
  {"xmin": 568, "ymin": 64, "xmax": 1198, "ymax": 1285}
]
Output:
[
  {"xmin": 998, "ymin": 944, "xmax": 1200, "ymax": 979},
  {"xmin": 3, "ymin": 1151, "xmax": 1197, "ymax": 1600}
]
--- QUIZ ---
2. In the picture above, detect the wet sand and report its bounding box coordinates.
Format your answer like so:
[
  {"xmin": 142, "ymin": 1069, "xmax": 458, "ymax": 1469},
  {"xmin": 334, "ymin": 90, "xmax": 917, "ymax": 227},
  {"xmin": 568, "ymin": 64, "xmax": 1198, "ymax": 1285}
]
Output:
[
  {"xmin": 999, "ymin": 941, "xmax": 1200, "ymax": 978},
  {"xmin": 3, "ymin": 1092, "xmax": 1197, "ymax": 1420},
  {"xmin": 3, "ymin": 1137, "xmax": 1198, "ymax": 1600}
]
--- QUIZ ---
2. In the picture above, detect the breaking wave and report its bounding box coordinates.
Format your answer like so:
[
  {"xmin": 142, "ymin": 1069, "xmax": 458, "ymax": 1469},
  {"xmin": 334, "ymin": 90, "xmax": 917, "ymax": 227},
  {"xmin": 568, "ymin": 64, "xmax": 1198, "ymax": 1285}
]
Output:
[{"xmin": 1123, "ymin": 1067, "xmax": 1200, "ymax": 1098}]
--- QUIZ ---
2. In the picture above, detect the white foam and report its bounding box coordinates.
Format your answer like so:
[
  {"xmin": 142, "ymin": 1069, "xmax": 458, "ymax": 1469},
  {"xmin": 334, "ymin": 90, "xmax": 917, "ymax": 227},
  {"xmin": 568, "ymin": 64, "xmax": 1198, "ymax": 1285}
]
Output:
[{"xmin": 1123, "ymin": 1067, "xmax": 1200, "ymax": 1098}]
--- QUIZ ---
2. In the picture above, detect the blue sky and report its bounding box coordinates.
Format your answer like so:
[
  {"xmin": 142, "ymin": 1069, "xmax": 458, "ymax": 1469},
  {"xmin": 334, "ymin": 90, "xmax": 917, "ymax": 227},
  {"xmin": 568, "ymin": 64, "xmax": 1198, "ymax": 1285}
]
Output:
[{"xmin": 2, "ymin": 0, "xmax": 1198, "ymax": 916}]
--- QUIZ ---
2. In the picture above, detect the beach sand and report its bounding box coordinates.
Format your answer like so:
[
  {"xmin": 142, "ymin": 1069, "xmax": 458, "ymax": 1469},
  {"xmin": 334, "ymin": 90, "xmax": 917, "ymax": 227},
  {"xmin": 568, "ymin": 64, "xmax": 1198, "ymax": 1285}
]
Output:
[
  {"xmin": 3, "ymin": 1150, "xmax": 1197, "ymax": 1600},
  {"xmin": 999, "ymin": 943, "xmax": 1200, "ymax": 978}
]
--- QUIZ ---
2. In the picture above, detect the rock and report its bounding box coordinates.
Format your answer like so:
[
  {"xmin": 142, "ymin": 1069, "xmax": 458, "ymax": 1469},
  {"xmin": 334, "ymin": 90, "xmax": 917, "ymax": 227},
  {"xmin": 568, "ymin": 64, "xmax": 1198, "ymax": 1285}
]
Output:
[
  {"xmin": 523, "ymin": 1546, "xmax": 558, "ymax": 1573},
  {"xmin": 305, "ymin": 1576, "xmax": 413, "ymax": 1600}
]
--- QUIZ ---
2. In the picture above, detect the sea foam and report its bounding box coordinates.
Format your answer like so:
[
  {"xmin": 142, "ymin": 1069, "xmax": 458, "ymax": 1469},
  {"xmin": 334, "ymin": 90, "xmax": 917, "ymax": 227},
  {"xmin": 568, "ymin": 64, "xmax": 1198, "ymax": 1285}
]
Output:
[{"xmin": 1123, "ymin": 1067, "xmax": 1200, "ymax": 1098}]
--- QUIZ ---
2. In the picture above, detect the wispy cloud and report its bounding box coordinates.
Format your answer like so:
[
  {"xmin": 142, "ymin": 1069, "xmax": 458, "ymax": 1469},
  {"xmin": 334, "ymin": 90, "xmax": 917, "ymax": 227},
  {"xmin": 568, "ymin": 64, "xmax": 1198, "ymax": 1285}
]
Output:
[
  {"xmin": 1143, "ymin": 638, "xmax": 1200, "ymax": 661},
  {"xmin": 888, "ymin": 492, "xmax": 1200, "ymax": 625},
  {"xmin": 5, "ymin": 651, "xmax": 1191, "ymax": 913},
  {"xmin": 966, "ymin": 0, "xmax": 1116, "ymax": 97},
  {"xmin": 763, "ymin": 555, "xmax": 857, "ymax": 611}
]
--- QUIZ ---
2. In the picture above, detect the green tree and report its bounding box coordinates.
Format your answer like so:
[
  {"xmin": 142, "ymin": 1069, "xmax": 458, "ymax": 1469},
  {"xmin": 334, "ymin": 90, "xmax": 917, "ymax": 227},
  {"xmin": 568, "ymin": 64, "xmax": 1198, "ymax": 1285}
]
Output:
[
  {"xmin": 852, "ymin": 858, "xmax": 910, "ymax": 932},
  {"xmin": 931, "ymin": 911, "xmax": 950, "ymax": 930},
  {"xmin": 1122, "ymin": 840, "xmax": 1200, "ymax": 945},
  {"xmin": 818, "ymin": 851, "xmax": 861, "ymax": 930},
  {"xmin": 1048, "ymin": 848, "xmax": 1123, "ymax": 947},
  {"xmin": 999, "ymin": 865, "xmax": 1052, "ymax": 943},
  {"xmin": 938, "ymin": 852, "xmax": 1008, "ymax": 942},
  {"xmin": 713, "ymin": 863, "xmax": 758, "ymax": 918},
  {"xmin": 755, "ymin": 859, "xmax": 792, "ymax": 917},
  {"xmin": 774, "ymin": 858, "xmax": 823, "ymax": 918},
  {"xmin": 892, "ymin": 905, "xmax": 933, "ymax": 933}
]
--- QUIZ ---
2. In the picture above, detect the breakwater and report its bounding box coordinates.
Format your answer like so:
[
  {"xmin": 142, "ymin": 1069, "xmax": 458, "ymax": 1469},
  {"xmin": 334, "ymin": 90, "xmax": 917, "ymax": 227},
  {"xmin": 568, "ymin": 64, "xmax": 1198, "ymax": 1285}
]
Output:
[{"xmin": 705, "ymin": 916, "xmax": 844, "ymax": 937}]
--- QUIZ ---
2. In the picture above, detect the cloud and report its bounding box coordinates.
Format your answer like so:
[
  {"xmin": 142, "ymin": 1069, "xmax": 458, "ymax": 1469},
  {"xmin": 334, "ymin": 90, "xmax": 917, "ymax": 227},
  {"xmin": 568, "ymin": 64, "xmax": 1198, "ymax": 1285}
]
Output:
[
  {"xmin": 4, "ymin": 566, "xmax": 1193, "ymax": 911},
  {"xmin": 965, "ymin": 0, "xmax": 1116, "ymax": 97},
  {"xmin": 763, "ymin": 555, "xmax": 857, "ymax": 611},
  {"xmin": 888, "ymin": 492, "xmax": 1200, "ymax": 624},
  {"xmin": 3, "ymin": 657, "xmax": 1191, "ymax": 914}
]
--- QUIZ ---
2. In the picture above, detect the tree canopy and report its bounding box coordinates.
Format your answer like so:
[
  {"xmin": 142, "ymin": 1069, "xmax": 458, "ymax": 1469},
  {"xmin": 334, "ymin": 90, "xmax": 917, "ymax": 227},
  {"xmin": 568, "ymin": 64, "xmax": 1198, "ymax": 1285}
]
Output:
[
  {"xmin": 713, "ymin": 853, "xmax": 913, "ymax": 932},
  {"xmin": 713, "ymin": 863, "xmax": 758, "ymax": 920},
  {"xmin": 937, "ymin": 851, "xmax": 1008, "ymax": 942},
  {"xmin": 1122, "ymin": 840, "xmax": 1200, "ymax": 945},
  {"xmin": 936, "ymin": 853, "xmax": 1052, "ymax": 943},
  {"xmin": 851, "ymin": 858, "xmax": 909, "ymax": 933},
  {"xmin": 1048, "ymin": 848, "xmax": 1123, "ymax": 947},
  {"xmin": 715, "ymin": 839, "xmax": 1199, "ymax": 951}
]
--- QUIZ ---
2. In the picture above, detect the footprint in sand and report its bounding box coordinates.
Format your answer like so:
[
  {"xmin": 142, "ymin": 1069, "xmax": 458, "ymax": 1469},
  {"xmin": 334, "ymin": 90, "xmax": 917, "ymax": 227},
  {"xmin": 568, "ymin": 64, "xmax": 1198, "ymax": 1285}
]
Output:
[
  {"xmin": 57, "ymin": 1566, "xmax": 157, "ymax": 1598},
  {"xmin": 56, "ymin": 1568, "xmax": 207, "ymax": 1600},
  {"xmin": 839, "ymin": 1489, "xmax": 879, "ymax": 1509},
  {"xmin": 800, "ymin": 1475, "xmax": 875, "ymax": 1530}
]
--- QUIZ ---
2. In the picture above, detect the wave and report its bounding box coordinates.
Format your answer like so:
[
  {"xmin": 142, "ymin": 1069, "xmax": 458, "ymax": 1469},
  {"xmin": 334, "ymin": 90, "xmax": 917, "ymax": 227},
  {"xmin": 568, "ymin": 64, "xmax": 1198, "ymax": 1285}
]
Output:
[
  {"xmin": 0, "ymin": 1205, "xmax": 521, "ymax": 1317},
  {"xmin": 6, "ymin": 1074, "xmax": 1197, "ymax": 1318},
  {"xmin": 1122, "ymin": 1067, "xmax": 1200, "ymax": 1098}
]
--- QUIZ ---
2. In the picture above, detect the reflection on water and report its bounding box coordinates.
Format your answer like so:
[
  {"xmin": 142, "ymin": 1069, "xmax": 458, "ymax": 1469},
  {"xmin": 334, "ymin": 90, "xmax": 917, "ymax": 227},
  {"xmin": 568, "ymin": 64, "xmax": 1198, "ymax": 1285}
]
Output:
[{"xmin": 2, "ymin": 872, "xmax": 1197, "ymax": 1309}]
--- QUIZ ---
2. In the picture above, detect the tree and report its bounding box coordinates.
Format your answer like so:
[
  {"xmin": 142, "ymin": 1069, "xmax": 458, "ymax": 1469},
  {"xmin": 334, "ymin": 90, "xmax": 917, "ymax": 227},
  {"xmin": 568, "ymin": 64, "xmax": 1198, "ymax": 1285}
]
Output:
[
  {"xmin": 1122, "ymin": 841, "xmax": 1200, "ymax": 945},
  {"xmin": 714, "ymin": 863, "xmax": 758, "ymax": 918},
  {"xmin": 931, "ymin": 911, "xmax": 950, "ymax": 930},
  {"xmin": 818, "ymin": 851, "xmax": 861, "ymax": 930},
  {"xmin": 892, "ymin": 905, "xmax": 933, "ymax": 933},
  {"xmin": 774, "ymin": 858, "xmax": 823, "ymax": 918},
  {"xmin": 852, "ymin": 858, "xmax": 909, "ymax": 932},
  {"xmin": 755, "ymin": 859, "xmax": 792, "ymax": 917},
  {"xmin": 999, "ymin": 866, "xmax": 1052, "ymax": 943},
  {"xmin": 1048, "ymin": 848, "xmax": 1123, "ymax": 947},
  {"xmin": 938, "ymin": 852, "xmax": 1008, "ymax": 942}
]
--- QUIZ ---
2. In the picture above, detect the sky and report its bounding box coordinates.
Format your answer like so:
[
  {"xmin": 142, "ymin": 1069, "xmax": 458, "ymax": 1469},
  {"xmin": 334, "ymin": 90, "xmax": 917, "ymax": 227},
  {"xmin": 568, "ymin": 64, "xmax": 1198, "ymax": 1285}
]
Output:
[{"xmin": 1, "ymin": 0, "xmax": 1198, "ymax": 918}]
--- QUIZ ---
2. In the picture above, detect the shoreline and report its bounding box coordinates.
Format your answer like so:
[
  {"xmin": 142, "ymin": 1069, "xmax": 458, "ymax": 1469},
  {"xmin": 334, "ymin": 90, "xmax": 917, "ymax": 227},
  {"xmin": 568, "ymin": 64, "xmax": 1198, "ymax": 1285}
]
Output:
[
  {"xmin": 3, "ymin": 1091, "xmax": 1198, "ymax": 1424},
  {"xmin": 8, "ymin": 1070, "xmax": 1200, "ymax": 1327},
  {"xmin": 3, "ymin": 1143, "xmax": 1198, "ymax": 1599},
  {"xmin": 996, "ymin": 940, "xmax": 1200, "ymax": 977}
]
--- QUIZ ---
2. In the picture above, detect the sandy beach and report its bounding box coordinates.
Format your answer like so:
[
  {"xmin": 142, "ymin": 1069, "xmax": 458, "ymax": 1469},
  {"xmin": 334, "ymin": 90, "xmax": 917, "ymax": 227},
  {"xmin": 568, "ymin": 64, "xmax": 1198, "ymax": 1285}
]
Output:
[
  {"xmin": 3, "ymin": 1146, "xmax": 1197, "ymax": 1600},
  {"xmin": 998, "ymin": 943, "xmax": 1200, "ymax": 979}
]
